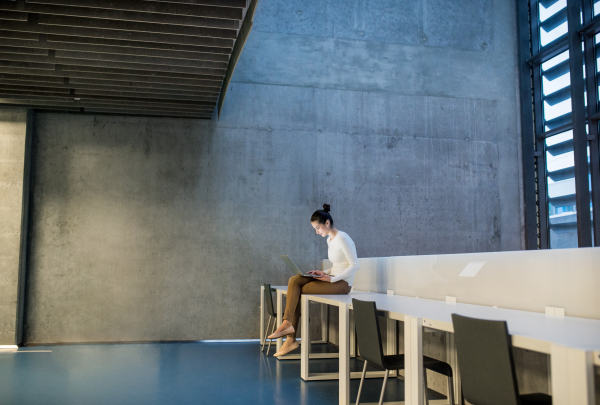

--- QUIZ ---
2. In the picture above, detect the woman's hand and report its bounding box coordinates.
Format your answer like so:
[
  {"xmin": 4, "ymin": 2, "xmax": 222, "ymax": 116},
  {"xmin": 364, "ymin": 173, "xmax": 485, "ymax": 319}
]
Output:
[
  {"xmin": 315, "ymin": 275, "xmax": 331, "ymax": 282},
  {"xmin": 307, "ymin": 270, "xmax": 325, "ymax": 276}
]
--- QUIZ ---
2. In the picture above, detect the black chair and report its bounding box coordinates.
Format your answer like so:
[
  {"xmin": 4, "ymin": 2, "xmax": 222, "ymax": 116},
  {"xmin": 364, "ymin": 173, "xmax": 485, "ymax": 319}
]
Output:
[
  {"xmin": 353, "ymin": 299, "xmax": 455, "ymax": 405},
  {"xmin": 451, "ymin": 314, "xmax": 552, "ymax": 405},
  {"xmin": 261, "ymin": 284, "xmax": 277, "ymax": 355}
]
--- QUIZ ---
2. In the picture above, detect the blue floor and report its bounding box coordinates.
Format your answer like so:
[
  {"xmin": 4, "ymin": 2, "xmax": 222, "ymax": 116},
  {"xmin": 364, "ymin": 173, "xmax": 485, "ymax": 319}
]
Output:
[{"xmin": 0, "ymin": 342, "xmax": 445, "ymax": 405}]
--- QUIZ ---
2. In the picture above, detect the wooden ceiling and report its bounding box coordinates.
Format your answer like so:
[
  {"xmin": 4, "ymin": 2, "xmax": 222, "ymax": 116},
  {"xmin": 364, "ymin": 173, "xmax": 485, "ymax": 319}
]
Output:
[{"xmin": 0, "ymin": 0, "xmax": 257, "ymax": 119}]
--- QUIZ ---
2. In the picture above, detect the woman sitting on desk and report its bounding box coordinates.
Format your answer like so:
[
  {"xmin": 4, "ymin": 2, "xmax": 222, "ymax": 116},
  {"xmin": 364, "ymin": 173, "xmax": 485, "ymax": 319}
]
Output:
[{"xmin": 268, "ymin": 204, "xmax": 360, "ymax": 357}]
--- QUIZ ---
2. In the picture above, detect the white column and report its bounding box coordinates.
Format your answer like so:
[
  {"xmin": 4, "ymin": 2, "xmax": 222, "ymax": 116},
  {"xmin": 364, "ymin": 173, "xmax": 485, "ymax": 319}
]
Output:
[
  {"xmin": 551, "ymin": 344, "xmax": 594, "ymax": 405},
  {"xmin": 339, "ymin": 302, "xmax": 350, "ymax": 405},
  {"xmin": 301, "ymin": 295, "xmax": 310, "ymax": 380},
  {"xmin": 0, "ymin": 108, "xmax": 32, "ymax": 346},
  {"xmin": 404, "ymin": 316, "xmax": 424, "ymax": 405}
]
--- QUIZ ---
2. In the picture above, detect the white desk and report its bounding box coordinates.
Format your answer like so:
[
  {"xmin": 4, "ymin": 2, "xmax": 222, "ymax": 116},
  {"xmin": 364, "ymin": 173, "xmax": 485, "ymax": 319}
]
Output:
[{"xmin": 292, "ymin": 289, "xmax": 600, "ymax": 405}]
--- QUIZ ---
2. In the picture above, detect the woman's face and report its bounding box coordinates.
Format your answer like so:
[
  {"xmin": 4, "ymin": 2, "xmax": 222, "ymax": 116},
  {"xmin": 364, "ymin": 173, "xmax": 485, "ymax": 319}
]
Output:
[{"xmin": 311, "ymin": 220, "xmax": 330, "ymax": 237}]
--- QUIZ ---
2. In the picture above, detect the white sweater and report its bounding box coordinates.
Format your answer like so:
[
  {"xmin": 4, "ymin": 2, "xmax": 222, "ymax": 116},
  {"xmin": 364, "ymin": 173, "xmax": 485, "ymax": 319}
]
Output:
[{"xmin": 324, "ymin": 231, "xmax": 359, "ymax": 286}]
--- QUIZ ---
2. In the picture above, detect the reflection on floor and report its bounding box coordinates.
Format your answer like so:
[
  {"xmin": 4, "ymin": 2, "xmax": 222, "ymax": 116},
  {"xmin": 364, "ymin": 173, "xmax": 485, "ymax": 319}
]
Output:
[{"xmin": 0, "ymin": 341, "xmax": 446, "ymax": 405}]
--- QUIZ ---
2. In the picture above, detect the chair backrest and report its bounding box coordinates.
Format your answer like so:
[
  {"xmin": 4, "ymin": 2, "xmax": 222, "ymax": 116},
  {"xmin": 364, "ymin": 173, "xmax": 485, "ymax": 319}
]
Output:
[
  {"xmin": 264, "ymin": 284, "xmax": 276, "ymax": 317},
  {"xmin": 352, "ymin": 299, "xmax": 386, "ymax": 369},
  {"xmin": 451, "ymin": 314, "xmax": 521, "ymax": 405}
]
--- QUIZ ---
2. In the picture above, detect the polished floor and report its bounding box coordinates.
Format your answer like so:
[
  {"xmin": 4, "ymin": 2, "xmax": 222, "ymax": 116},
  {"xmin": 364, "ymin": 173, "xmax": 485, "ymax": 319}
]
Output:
[{"xmin": 0, "ymin": 341, "xmax": 445, "ymax": 404}]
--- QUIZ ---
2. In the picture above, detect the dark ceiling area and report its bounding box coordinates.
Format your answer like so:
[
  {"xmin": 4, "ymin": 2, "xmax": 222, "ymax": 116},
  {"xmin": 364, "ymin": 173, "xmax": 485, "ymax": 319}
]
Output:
[{"xmin": 0, "ymin": 0, "xmax": 256, "ymax": 119}]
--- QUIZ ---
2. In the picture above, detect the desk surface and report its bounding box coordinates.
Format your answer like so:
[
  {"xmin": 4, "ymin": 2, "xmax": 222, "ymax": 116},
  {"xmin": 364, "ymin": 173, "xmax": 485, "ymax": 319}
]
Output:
[{"xmin": 273, "ymin": 286, "xmax": 600, "ymax": 352}]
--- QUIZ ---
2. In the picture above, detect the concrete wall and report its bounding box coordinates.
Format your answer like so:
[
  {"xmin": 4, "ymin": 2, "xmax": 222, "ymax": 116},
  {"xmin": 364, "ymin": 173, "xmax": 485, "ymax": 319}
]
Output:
[
  {"xmin": 0, "ymin": 108, "xmax": 32, "ymax": 345},
  {"xmin": 24, "ymin": 0, "xmax": 522, "ymax": 343}
]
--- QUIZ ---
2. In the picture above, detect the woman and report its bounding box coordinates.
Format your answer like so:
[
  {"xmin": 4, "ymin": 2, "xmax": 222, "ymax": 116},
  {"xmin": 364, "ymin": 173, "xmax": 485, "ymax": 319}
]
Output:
[{"xmin": 268, "ymin": 204, "xmax": 360, "ymax": 357}]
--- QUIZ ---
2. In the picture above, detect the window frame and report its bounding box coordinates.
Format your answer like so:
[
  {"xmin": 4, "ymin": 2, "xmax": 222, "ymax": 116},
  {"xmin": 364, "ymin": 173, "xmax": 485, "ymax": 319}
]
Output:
[{"xmin": 518, "ymin": 0, "xmax": 600, "ymax": 248}]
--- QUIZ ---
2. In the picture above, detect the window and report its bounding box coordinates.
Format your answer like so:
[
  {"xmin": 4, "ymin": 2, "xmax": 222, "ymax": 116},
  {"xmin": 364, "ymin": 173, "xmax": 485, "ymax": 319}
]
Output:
[{"xmin": 519, "ymin": 0, "xmax": 600, "ymax": 248}]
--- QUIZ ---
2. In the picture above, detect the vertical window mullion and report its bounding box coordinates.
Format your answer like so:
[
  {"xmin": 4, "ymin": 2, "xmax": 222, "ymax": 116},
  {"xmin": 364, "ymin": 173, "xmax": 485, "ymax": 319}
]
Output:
[
  {"xmin": 566, "ymin": 0, "xmax": 594, "ymax": 246},
  {"xmin": 582, "ymin": 0, "xmax": 600, "ymax": 246},
  {"xmin": 531, "ymin": 0, "xmax": 550, "ymax": 248}
]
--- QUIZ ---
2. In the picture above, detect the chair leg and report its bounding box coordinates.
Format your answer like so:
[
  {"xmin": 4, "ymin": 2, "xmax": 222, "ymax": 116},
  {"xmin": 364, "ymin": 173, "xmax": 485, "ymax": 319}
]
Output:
[
  {"xmin": 423, "ymin": 368, "xmax": 430, "ymax": 405},
  {"xmin": 447, "ymin": 375, "xmax": 455, "ymax": 405},
  {"xmin": 261, "ymin": 316, "xmax": 272, "ymax": 351},
  {"xmin": 266, "ymin": 320, "xmax": 276, "ymax": 356},
  {"xmin": 378, "ymin": 369, "xmax": 389, "ymax": 405},
  {"xmin": 356, "ymin": 360, "xmax": 368, "ymax": 405}
]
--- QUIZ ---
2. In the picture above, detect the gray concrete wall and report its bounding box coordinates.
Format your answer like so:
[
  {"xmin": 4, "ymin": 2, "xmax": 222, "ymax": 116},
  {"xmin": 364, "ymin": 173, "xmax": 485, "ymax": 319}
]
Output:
[
  {"xmin": 24, "ymin": 0, "xmax": 523, "ymax": 344},
  {"xmin": 0, "ymin": 108, "xmax": 32, "ymax": 345}
]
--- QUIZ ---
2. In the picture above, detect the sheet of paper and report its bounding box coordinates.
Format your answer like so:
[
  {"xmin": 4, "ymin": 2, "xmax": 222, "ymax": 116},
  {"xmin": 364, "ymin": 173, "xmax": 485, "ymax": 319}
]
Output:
[{"xmin": 458, "ymin": 261, "xmax": 485, "ymax": 277}]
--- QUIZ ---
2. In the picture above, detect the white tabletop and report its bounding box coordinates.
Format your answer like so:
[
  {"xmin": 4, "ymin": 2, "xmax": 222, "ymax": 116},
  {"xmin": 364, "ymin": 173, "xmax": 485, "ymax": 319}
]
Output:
[{"xmin": 279, "ymin": 287, "xmax": 600, "ymax": 353}]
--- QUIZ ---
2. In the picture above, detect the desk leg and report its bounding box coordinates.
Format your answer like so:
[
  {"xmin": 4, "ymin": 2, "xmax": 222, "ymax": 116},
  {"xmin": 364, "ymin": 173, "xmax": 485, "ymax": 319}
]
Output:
[
  {"xmin": 349, "ymin": 309, "xmax": 356, "ymax": 358},
  {"xmin": 339, "ymin": 302, "xmax": 350, "ymax": 405},
  {"xmin": 260, "ymin": 286, "xmax": 265, "ymax": 345},
  {"xmin": 550, "ymin": 344, "xmax": 594, "ymax": 405},
  {"xmin": 387, "ymin": 317, "xmax": 397, "ymax": 377},
  {"xmin": 276, "ymin": 290, "xmax": 283, "ymax": 352},
  {"xmin": 321, "ymin": 303, "xmax": 329, "ymax": 343},
  {"xmin": 404, "ymin": 316, "xmax": 424, "ymax": 405},
  {"xmin": 301, "ymin": 295, "xmax": 310, "ymax": 380},
  {"xmin": 446, "ymin": 332, "xmax": 460, "ymax": 404}
]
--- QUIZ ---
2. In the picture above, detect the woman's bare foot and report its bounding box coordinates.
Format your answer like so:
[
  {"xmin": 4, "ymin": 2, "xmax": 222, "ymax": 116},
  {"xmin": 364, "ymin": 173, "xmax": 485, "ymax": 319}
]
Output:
[
  {"xmin": 272, "ymin": 320, "xmax": 292, "ymax": 335},
  {"xmin": 267, "ymin": 320, "xmax": 294, "ymax": 339},
  {"xmin": 281, "ymin": 337, "xmax": 296, "ymax": 349},
  {"xmin": 274, "ymin": 336, "xmax": 299, "ymax": 357}
]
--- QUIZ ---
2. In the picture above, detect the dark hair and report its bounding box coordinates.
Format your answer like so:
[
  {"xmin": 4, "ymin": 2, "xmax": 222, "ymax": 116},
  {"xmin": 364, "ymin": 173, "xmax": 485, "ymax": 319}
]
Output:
[{"xmin": 311, "ymin": 204, "xmax": 333, "ymax": 226}]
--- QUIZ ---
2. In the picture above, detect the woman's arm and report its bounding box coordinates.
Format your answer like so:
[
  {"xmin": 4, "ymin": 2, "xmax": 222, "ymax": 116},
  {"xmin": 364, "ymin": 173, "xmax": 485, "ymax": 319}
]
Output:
[{"xmin": 329, "ymin": 235, "xmax": 359, "ymax": 283}]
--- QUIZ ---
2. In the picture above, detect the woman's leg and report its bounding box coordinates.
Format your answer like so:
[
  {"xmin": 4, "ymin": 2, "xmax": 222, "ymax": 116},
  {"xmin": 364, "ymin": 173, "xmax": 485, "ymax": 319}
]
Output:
[
  {"xmin": 287, "ymin": 280, "xmax": 351, "ymax": 340},
  {"xmin": 270, "ymin": 275, "xmax": 314, "ymax": 336},
  {"xmin": 274, "ymin": 280, "xmax": 352, "ymax": 356}
]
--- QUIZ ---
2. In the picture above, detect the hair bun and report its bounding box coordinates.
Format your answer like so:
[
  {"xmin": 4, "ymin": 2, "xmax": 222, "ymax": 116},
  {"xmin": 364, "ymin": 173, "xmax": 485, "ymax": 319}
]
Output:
[{"xmin": 322, "ymin": 204, "xmax": 331, "ymax": 213}]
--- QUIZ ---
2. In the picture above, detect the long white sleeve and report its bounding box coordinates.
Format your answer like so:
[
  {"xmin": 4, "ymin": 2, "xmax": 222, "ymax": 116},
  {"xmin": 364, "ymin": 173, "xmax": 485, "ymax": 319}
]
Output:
[{"xmin": 327, "ymin": 232, "xmax": 359, "ymax": 285}]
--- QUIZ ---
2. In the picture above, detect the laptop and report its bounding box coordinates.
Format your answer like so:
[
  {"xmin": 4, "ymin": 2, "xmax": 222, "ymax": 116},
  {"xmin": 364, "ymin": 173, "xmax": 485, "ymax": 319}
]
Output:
[{"xmin": 279, "ymin": 255, "xmax": 321, "ymax": 277}]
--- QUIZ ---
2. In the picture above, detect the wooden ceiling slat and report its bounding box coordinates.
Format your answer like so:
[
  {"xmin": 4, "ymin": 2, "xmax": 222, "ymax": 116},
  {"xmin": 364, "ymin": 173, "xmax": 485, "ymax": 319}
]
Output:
[
  {"xmin": 137, "ymin": 0, "xmax": 246, "ymax": 8},
  {"xmin": 0, "ymin": 30, "xmax": 232, "ymax": 55},
  {"xmin": 0, "ymin": 45, "xmax": 48, "ymax": 55},
  {"xmin": 0, "ymin": 79, "xmax": 219, "ymax": 101},
  {"xmin": 73, "ymin": 88, "xmax": 218, "ymax": 103},
  {"xmin": 0, "ymin": 76, "xmax": 221, "ymax": 99},
  {"xmin": 59, "ymin": 65, "xmax": 224, "ymax": 83},
  {"xmin": 0, "ymin": 98, "xmax": 214, "ymax": 117},
  {"xmin": 56, "ymin": 59, "xmax": 227, "ymax": 77},
  {"xmin": 0, "ymin": 73, "xmax": 64, "ymax": 85},
  {"xmin": 0, "ymin": 59, "xmax": 54, "ymax": 70},
  {"xmin": 0, "ymin": 2, "xmax": 241, "ymax": 30},
  {"xmin": 28, "ymin": 0, "xmax": 245, "ymax": 19},
  {"xmin": 0, "ymin": 37, "xmax": 230, "ymax": 62},
  {"xmin": 0, "ymin": 9, "xmax": 27, "ymax": 21},
  {"xmin": 68, "ymin": 78, "xmax": 222, "ymax": 93},
  {"xmin": 54, "ymin": 49, "xmax": 229, "ymax": 70},
  {"xmin": 35, "ymin": 14, "xmax": 238, "ymax": 40},
  {"xmin": 0, "ymin": 94, "xmax": 216, "ymax": 114},
  {"xmin": 0, "ymin": 83, "xmax": 71, "ymax": 94},
  {"xmin": 82, "ymin": 108, "xmax": 212, "ymax": 119},
  {"xmin": 0, "ymin": 19, "xmax": 235, "ymax": 48},
  {"xmin": 0, "ymin": 66, "xmax": 223, "ymax": 88},
  {"xmin": 0, "ymin": 88, "xmax": 216, "ymax": 108},
  {"xmin": 0, "ymin": 52, "xmax": 227, "ymax": 75}
]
